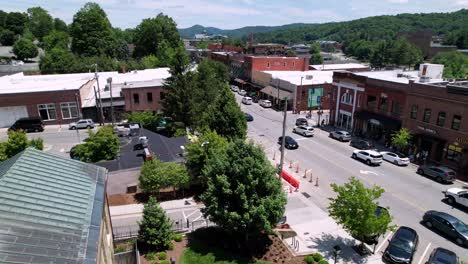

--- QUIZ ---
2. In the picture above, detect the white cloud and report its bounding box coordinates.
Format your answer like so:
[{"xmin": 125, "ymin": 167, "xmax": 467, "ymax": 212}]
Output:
[
  {"xmin": 455, "ymin": 0, "xmax": 468, "ymax": 5},
  {"xmin": 386, "ymin": 0, "xmax": 409, "ymax": 3}
]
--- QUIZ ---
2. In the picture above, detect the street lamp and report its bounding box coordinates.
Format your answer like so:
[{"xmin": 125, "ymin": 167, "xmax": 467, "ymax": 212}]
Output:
[{"xmin": 333, "ymin": 245, "xmax": 341, "ymax": 264}]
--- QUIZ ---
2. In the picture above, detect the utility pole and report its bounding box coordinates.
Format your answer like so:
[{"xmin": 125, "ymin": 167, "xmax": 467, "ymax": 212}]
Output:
[
  {"xmin": 279, "ymin": 98, "xmax": 288, "ymax": 176},
  {"xmin": 94, "ymin": 64, "xmax": 104, "ymax": 125}
]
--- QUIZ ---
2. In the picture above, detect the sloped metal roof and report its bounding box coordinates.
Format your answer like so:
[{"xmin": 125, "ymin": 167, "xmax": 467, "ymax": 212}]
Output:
[{"xmin": 0, "ymin": 148, "xmax": 107, "ymax": 264}]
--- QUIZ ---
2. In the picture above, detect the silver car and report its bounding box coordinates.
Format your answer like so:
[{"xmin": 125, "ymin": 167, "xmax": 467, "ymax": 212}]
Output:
[
  {"xmin": 69, "ymin": 119, "xmax": 95, "ymax": 130},
  {"xmin": 293, "ymin": 126, "xmax": 314, "ymax": 137},
  {"xmin": 417, "ymin": 165, "xmax": 457, "ymax": 183},
  {"xmin": 329, "ymin": 130, "xmax": 351, "ymax": 141}
]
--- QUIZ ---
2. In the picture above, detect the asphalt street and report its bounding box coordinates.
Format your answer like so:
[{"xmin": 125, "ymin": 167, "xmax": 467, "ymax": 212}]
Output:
[{"xmin": 236, "ymin": 93, "xmax": 468, "ymax": 262}]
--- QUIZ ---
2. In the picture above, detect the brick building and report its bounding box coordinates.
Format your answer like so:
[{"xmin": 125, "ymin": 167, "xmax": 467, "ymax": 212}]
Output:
[
  {"xmin": 397, "ymin": 31, "xmax": 457, "ymax": 59},
  {"xmin": 208, "ymin": 43, "xmax": 244, "ymax": 53},
  {"xmin": 244, "ymin": 56, "xmax": 310, "ymax": 80},
  {"xmin": 121, "ymin": 79, "xmax": 166, "ymax": 112},
  {"xmin": 247, "ymin": 43, "xmax": 285, "ymax": 55}
]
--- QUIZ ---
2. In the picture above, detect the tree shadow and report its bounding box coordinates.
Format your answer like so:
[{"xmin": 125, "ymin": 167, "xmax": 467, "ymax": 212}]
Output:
[{"xmin": 308, "ymin": 233, "xmax": 370, "ymax": 264}]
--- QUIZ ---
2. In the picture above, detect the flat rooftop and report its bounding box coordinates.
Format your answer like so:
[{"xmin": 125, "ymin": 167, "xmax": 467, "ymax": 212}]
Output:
[
  {"xmin": 311, "ymin": 63, "xmax": 369, "ymax": 71},
  {"xmin": 263, "ymin": 70, "xmax": 333, "ymax": 85}
]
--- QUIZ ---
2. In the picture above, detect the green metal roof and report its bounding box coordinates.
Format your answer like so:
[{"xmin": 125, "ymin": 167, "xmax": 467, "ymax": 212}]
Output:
[{"xmin": 0, "ymin": 148, "xmax": 107, "ymax": 264}]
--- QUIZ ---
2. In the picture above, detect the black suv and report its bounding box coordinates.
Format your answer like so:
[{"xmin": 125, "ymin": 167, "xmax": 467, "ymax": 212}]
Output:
[
  {"xmin": 426, "ymin": 247, "xmax": 458, "ymax": 264},
  {"xmin": 383, "ymin": 226, "xmax": 418, "ymax": 264},
  {"xmin": 423, "ymin": 210, "xmax": 468, "ymax": 247},
  {"xmin": 350, "ymin": 140, "xmax": 374, "ymax": 150},
  {"xmin": 9, "ymin": 117, "xmax": 44, "ymax": 133},
  {"xmin": 278, "ymin": 136, "xmax": 299, "ymax": 149}
]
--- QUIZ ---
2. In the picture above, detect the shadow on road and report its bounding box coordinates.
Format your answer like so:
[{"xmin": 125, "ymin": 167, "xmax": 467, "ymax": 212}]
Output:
[{"xmin": 308, "ymin": 233, "xmax": 370, "ymax": 264}]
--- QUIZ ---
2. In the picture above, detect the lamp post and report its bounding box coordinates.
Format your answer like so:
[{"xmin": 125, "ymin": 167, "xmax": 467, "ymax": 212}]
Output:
[
  {"xmin": 106, "ymin": 77, "xmax": 115, "ymax": 126},
  {"xmin": 333, "ymin": 245, "xmax": 341, "ymax": 264}
]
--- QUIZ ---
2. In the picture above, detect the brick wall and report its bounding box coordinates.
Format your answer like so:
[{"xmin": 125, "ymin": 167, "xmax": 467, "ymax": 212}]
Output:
[
  {"xmin": 245, "ymin": 56, "xmax": 309, "ymax": 80},
  {"xmin": 295, "ymin": 83, "xmax": 333, "ymax": 111},
  {"xmin": 122, "ymin": 86, "xmax": 163, "ymax": 112}
]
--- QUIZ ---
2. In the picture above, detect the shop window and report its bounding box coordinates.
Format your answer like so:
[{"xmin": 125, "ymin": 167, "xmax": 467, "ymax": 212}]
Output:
[
  {"xmin": 410, "ymin": 105, "xmax": 418, "ymax": 119},
  {"xmin": 38, "ymin": 103, "xmax": 57, "ymax": 120},
  {"xmin": 133, "ymin": 93, "xmax": 139, "ymax": 104},
  {"xmin": 446, "ymin": 145, "xmax": 462, "ymax": 162},
  {"xmin": 423, "ymin": 108, "xmax": 431, "ymax": 123},
  {"xmin": 379, "ymin": 97, "xmax": 388, "ymax": 112},
  {"xmin": 147, "ymin": 92, "xmax": 153, "ymax": 102},
  {"xmin": 436, "ymin": 112, "xmax": 446, "ymax": 127},
  {"xmin": 60, "ymin": 102, "xmax": 78, "ymax": 119},
  {"xmin": 341, "ymin": 93, "xmax": 353, "ymax": 105},
  {"xmin": 451, "ymin": 115, "xmax": 461, "ymax": 130}
]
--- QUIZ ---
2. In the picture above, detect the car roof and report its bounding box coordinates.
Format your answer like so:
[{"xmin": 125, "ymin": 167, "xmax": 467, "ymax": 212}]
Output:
[
  {"xmin": 430, "ymin": 211, "xmax": 462, "ymax": 224},
  {"xmin": 446, "ymin": 188, "xmax": 468, "ymax": 195},
  {"xmin": 394, "ymin": 226, "xmax": 418, "ymax": 241},
  {"xmin": 362, "ymin": 150, "xmax": 381, "ymax": 155},
  {"xmin": 430, "ymin": 247, "xmax": 457, "ymax": 264}
]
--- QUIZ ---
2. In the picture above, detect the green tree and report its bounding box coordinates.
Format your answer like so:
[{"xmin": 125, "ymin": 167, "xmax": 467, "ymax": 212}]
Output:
[
  {"xmin": 5, "ymin": 12, "xmax": 27, "ymax": 35},
  {"xmin": 40, "ymin": 47, "xmax": 75, "ymax": 74},
  {"xmin": 70, "ymin": 2, "xmax": 113, "ymax": 57},
  {"xmin": 139, "ymin": 159, "xmax": 189, "ymax": 195},
  {"xmin": 72, "ymin": 126, "xmax": 119, "ymax": 162},
  {"xmin": 27, "ymin": 7, "xmax": 53, "ymax": 40},
  {"xmin": 196, "ymin": 41, "xmax": 209, "ymax": 49},
  {"xmin": 0, "ymin": 29, "xmax": 15, "ymax": 45},
  {"xmin": 42, "ymin": 30, "xmax": 69, "ymax": 51},
  {"xmin": 370, "ymin": 40, "xmax": 391, "ymax": 69},
  {"xmin": 391, "ymin": 128, "xmax": 412, "ymax": 151},
  {"xmin": 432, "ymin": 51, "xmax": 468, "ymax": 78},
  {"xmin": 141, "ymin": 54, "xmax": 159, "ymax": 69},
  {"xmin": 185, "ymin": 130, "xmax": 228, "ymax": 183},
  {"xmin": 123, "ymin": 111, "xmax": 161, "ymax": 130},
  {"xmin": 328, "ymin": 177, "xmax": 394, "ymax": 249},
  {"xmin": 138, "ymin": 196, "xmax": 174, "ymax": 250},
  {"xmin": 390, "ymin": 38, "xmax": 422, "ymax": 68},
  {"xmin": 53, "ymin": 18, "xmax": 68, "ymax": 32},
  {"xmin": 200, "ymin": 140, "xmax": 287, "ymax": 243},
  {"xmin": 309, "ymin": 53, "xmax": 323, "ymax": 65},
  {"xmin": 29, "ymin": 138, "xmax": 44, "ymax": 150},
  {"xmin": 0, "ymin": 130, "xmax": 44, "ymax": 162},
  {"xmin": 309, "ymin": 43, "xmax": 321, "ymax": 54},
  {"xmin": 285, "ymin": 49, "xmax": 296, "ymax": 57},
  {"xmin": 13, "ymin": 38, "xmax": 38, "ymax": 60},
  {"xmin": 0, "ymin": 10, "xmax": 7, "ymax": 29}
]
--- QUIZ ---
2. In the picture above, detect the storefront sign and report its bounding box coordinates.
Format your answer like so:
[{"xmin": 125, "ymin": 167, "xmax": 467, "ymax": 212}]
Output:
[
  {"xmin": 455, "ymin": 137, "xmax": 468, "ymax": 145},
  {"xmin": 448, "ymin": 145, "xmax": 462, "ymax": 152},
  {"xmin": 308, "ymin": 87, "xmax": 323, "ymax": 108},
  {"xmin": 417, "ymin": 126, "xmax": 436, "ymax": 135}
]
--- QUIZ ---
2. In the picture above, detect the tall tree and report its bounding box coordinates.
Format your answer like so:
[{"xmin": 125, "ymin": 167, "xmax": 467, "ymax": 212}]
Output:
[
  {"xmin": 390, "ymin": 38, "xmax": 422, "ymax": 68},
  {"xmin": 391, "ymin": 128, "xmax": 412, "ymax": 151},
  {"xmin": 27, "ymin": 7, "xmax": 53, "ymax": 40},
  {"xmin": 309, "ymin": 43, "xmax": 323, "ymax": 64},
  {"xmin": 201, "ymin": 140, "xmax": 287, "ymax": 243},
  {"xmin": 39, "ymin": 47, "xmax": 75, "ymax": 74},
  {"xmin": 42, "ymin": 30, "xmax": 69, "ymax": 51},
  {"xmin": 0, "ymin": 29, "xmax": 15, "ymax": 45},
  {"xmin": 133, "ymin": 13, "xmax": 182, "ymax": 58},
  {"xmin": 70, "ymin": 2, "xmax": 113, "ymax": 56},
  {"xmin": 138, "ymin": 197, "xmax": 174, "ymax": 250},
  {"xmin": 328, "ymin": 177, "xmax": 394, "ymax": 250},
  {"xmin": 53, "ymin": 18, "xmax": 68, "ymax": 32},
  {"xmin": 5, "ymin": 12, "xmax": 27, "ymax": 35},
  {"xmin": 432, "ymin": 51, "xmax": 468, "ymax": 78},
  {"xmin": 13, "ymin": 38, "xmax": 38, "ymax": 60},
  {"xmin": 370, "ymin": 40, "xmax": 391, "ymax": 69}
]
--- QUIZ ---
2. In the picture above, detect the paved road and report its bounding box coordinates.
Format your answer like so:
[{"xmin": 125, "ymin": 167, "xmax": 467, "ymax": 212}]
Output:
[{"xmin": 236, "ymin": 94, "xmax": 468, "ymax": 262}]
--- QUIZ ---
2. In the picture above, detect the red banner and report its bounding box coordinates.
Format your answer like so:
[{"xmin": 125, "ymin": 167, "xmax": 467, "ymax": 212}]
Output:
[{"xmin": 282, "ymin": 170, "xmax": 300, "ymax": 189}]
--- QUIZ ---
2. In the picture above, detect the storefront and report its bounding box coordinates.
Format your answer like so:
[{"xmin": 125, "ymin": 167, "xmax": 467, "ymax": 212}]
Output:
[
  {"xmin": 337, "ymin": 110, "xmax": 352, "ymax": 131},
  {"xmin": 260, "ymin": 85, "xmax": 293, "ymax": 110},
  {"xmin": 354, "ymin": 110, "xmax": 401, "ymax": 141}
]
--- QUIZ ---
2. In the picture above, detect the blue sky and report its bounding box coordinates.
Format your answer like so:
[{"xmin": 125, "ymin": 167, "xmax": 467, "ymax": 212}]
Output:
[{"xmin": 2, "ymin": 0, "xmax": 467, "ymax": 29}]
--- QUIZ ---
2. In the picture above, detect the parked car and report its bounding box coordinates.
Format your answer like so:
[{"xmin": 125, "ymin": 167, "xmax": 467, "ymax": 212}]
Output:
[
  {"xmin": 352, "ymin": 150, "xmax": 383, "ymax": 166},
  {"xmin": 381, "ymin": 152, "xmax": 410, "ymax": 166},
  {"xmin": 238, "ymin": 89, "xmax": 247, "ymax": 96},
  {"xmin": 382, "ymin": 226, "xmax": 419, "ymax": 264},
  {"xmin": 444, "ymin": 187, "xmax": 468, "ymax": 207},
  {"xmin": 350, "ymin": 140, "xmax": 374, "ymax": 150},
  {"xmin": 426, "ymin": 247, "xmax": 459, "ymax": 264},
  {"xmin": 417, "ymin": 165, "xmax": 457, "ymax": 183},
  {"xmin": 242, "ymin": 96, "xmax": 253, "ymax": 105},
  {"xmin": 69, "ymin": 119, "xmax": 95, "ymax": 130},
  {"xmin": 259, "ymin": 99, "xmax": 272, "ymax": 108},
  {"xmin": 245, "ymin": 113, "xmax": 254, "ymax": 122},
  {"xmin": 329, "ymin": 130, "xmax": 351, "ymax": 141},
  {"xmin": 361, "ymin": 206, "xmax": 389, "ymax": 245},
  {"xmin": 9, "ymin": 117, "xmax": 44, "ymax": 133},
  {"xmin": 278, "ymin": 136, "xmax": 299, "ymax": 149},
  {"xmin": 423, "ymin": 210, "xmax": 468, "ymax": 247},
  {"xmin": 293, "ymin": 126, "xmax": 314, "ymax": 137},
  {"xmin": 295, "ymin": 118, "xmax": 308, "ymax": 126},
  {"xmin": 230, "ymin": 85, "xmax": 239, "ymax": 92}
]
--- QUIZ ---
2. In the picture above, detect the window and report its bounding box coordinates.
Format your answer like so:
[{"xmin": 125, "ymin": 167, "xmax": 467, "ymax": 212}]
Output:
[
  {"xmin": 267, "ymin": 62, "xmax": 270, "ymax": 68},
  {"xmin": 446, "ymin": 145, "xmax": 461, "ymax": 162},
  {"xmin": 423, "ymin": 108, "xmax": 431, "ymax": 123},
  {"xmin": 292, "ymin": 61, "xmax": 295, "ymax": 67},
  {"xmin": 60, "ymin": 102, "xmax": 78, "ymax": 119},
  {"xmin": 410, "ymin": 105, "xmax": 418, "ymax": 119},
  {"xmin": 451, "ymin": 115, "xmax": 461, "ymax": 130},
  {"xmin": 283, "ymin": 62, "xmax": 287, "ymax": 67},
  {"xmin": 436, "ymin": 112, "xmax": 446, "ymax": 127},
  {"xmin": 392, "ymin": 101, "xmax": 401, "ymax": 115},
  {"xmin": 341, "ymin": 93, "xmax": 353, "ymax": 104},
  {"xmin": 133, "ymin": 93, "xmax": 139, "ymax": 104},
  {"xmin": 367, "ymin": 95, "xmax": 377, "ymax": 109},
  {"xmin": 38, "ymin": 104, "xmax": 57, "ymax": 120},
  {"xmin": 379, "ymin": 97, "xmax": 388, "ymax": 112},
  {"xmin": 147, "ymin": 92, "xmax": 153, "ymax": 102}
]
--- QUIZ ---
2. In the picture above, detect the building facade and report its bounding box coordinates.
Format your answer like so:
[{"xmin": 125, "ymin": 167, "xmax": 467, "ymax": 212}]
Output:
[{"xmin": 122, "ymin": 83, "xmax": 165, "ymax": 113}]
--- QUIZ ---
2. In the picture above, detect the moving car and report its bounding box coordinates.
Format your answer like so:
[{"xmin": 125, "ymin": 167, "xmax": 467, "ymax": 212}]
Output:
[
  {"xmin": 426, "ymin": 247, "xmax": 459, "ymax": 264},
  {"xmin": 259, "ymin": 99, "xmax": 272, "ymax": 108},
  {"xmin": 382, "ymin": 226, "xmax": 419, "ymax": 264},
  {"xmin": 293, "ymin": 126, "xmax": 314, "ymax": 137},
  {"xmin": 244, "ymin": 113, "xmax": 254, "ymax": 122},
  {"xmin": 230, "ymin": 85, "xmax": 239, "ymax": 92},
  {"xmin": 417, "ymin": 165, "xmax": 457, "ymax": 183},
  {"xmin": 329, "ymin": 130, "xmax": 351, "ymax": 141},
  {"xmin": 381, "ymin": 152, "xmax": 410, "ymax": 166},
  {"xmin": 295, "ymin": 118, "xmax": 308, "ymax": 126},
  {"xmin": 352, "ymin": 150, "xmax": 383, "ymax": 166},
  {"xmin": 242, "ymin": 96, "xmax": 253, "ymax": 105},
  {"xmin": 444, "ymin": 188, "xmax": 468, "ymax": 207},
  {"xmin": 350, "ymin": 140, "xmax": 374, "ymax": 150},
  {"xmin": 238, "ymin": 89, "xmax": 247, "ymax": 96},
  {"xmin": 423, "ymin": 210, "xmax": 468, "ymax": 247},
  {"xmin": 9, "ymin": 117, "xmax": 44, "ymax": 133},
  {"xmin": 69, "ymin": 119, "xmax": 95, "ymax": 130},
  {"xmin": 278, "ymin": 136, "xmax": 299, "ymax": 149}
]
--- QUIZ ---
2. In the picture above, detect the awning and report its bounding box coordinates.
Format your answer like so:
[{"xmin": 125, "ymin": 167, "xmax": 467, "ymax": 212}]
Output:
[
  {"xmin": 355, "ymin": 111, "xmax": 401, "ymax": 131},
  {"xmin": 234, "ymin": 78, "xmax": 246, "ymax": 84},
  {"xmin": 260, "ymin": 85, "xmax": 293, "ymax": 100}
]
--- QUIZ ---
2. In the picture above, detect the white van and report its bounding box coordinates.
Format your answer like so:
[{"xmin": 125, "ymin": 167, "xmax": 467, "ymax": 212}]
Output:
[
  {"xmin": 242, "ymin": 97, "xmax": 253, "ymax": 105},
  {"xmin": 259, "ymin": 99, "xmax": 272, "ymax": 108}
]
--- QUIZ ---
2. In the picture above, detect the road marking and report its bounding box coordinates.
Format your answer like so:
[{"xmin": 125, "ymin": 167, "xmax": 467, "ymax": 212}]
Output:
[
  {"xmin": 417, "ymin": 242, "xmax": 432, "ymax": 264},
  {"xmin": 185, "ymin": 209, "xmax": 199, "ymax": 219},
  {"xmin": 376, "ymin": 231, "xmax": 394, "ymax": 253},
  {"xmin": 58, "ymin": 127, "xmax": 62, "ymax": 132},
  {"xmin": 182, "ymin": 210, "xmax": 187, "ymax": 221},
  {"xmin": 60, "ymin": 148, "xmax": 65, "ymax": 153},
  {"xmin": 294, "ymin": 137, "xmax": 309, "ymax": 141},
  {"xmin": 360, "ymin": 170, "xmax": 379, "ymax": 176}
]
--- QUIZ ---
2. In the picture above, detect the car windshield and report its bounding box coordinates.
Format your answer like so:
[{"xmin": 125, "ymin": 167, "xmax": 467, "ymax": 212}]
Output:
[
  {"xmin": 397, "ymin": 153, "xmax": 407, "ymax": 158},
  {"xmin": 370, "ymin": 154, "xmax": 382, "ymax": 158},
  {"xmin": 452, "ymin": 220, "xmax": 468, "ymax": 232},
  {"xmin": 391, "ymin": 238, "xmax": 412, "ymax": 254}
]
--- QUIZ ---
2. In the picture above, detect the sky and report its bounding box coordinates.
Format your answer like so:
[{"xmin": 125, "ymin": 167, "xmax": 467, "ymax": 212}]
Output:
[{"xmin": 2, "ymin": 0, "xmax": 467, "ymax": 29}]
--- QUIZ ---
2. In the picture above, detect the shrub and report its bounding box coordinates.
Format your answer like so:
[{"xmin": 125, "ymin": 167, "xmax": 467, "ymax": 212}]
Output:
[
  {"xmin": 318, "ymin": 260, "xmax": 329, "ymax": 264},
  {"xmin": 173, "ymin": 234, "xmax": 183, "ymax": 242},
  {"xmin": 160, "ymin": 260, "xmax": 171, "ymax": 264},
  {"xmin": 146, "ymin": 251, "xmax": 156, "ymax": 260},
  {"xmin": 157, "ymin": 251, "xmax": 167, "ymax": 260},
  {"xmin": 168, "ymin": 242, "xmax": 174, "ymax": 250},
  {"xmin": 114, "ymin": 246, "xmax": 125, "ymax": 253},
  {"xmin": 312, "ymin": 253, "xmax": 323, "ymax": 262},
  {"xmin": 304, "ymin": 255, "xmax": 314, "ymax": 264}
]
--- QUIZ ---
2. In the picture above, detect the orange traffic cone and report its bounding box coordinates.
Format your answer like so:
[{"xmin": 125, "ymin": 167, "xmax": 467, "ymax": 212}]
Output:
[
  {"xmin": 309, "ymin": 172, "xmax": 313, "ymax": 183},
  {"xmin": 303, "ymin": 169, "xmax": 307, "ymax": 178}
]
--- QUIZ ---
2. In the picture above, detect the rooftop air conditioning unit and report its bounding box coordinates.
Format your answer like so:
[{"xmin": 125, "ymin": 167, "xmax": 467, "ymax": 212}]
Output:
[
  {"xmin": 305, "ymin": 75, "xmax": 313, "ymax": 80},
  {"xmin": 419, "ymin": 76, "xmax": 431, "ymax": 83}
]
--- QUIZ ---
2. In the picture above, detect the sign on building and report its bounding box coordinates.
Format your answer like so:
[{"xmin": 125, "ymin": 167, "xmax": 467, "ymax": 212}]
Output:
[{"xmin": 308, "ymin": 87, "xmax": 323, "ymax": 108}]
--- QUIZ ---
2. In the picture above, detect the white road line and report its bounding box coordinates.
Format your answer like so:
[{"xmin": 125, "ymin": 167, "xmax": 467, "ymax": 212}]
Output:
[
  {"xmin": 185, "ymin": 209, "xmax": 199, "ymax": 219},
  {"xmin": 182, "ymin": 210, "xmax": 187, "ymax": 221},
  {"xmin": 192, "ymin": 214, "xmax": 202, "ymax": 222},
  {"xmin": 417, "ymin": 242, "xmax": 432, "ymax": 264},
  {"xmin": 376, "ymin": 231, "xmax": 394, "ymax": 253}
]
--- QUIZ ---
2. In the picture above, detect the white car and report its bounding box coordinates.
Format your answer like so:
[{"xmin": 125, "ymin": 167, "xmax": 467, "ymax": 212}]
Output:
[
  {"xmin": 293, "ymin": 125, "xmax": 314, "ymax": 137},
  {"xmin": 230, "ymin": 85, "xmax": 239, "ymax": 92},
  {"xmin": 381, "ymin": 151, "xmax": 410, "ymax": 166},
  {"xmin": 352, "ymin": 150, "xmax": 383, "ymax": 165},
  {"xmin": 259, "ymin": 100, "xmax": 272, "ymax": 108},
  {"xmin": 238, "ymin": 89, "xmax": 247, "ymax": 96},
  {"xmin": 444, "ymin": 188, "xmax": 468, "ymax": 207},
  {"xmin": 242, "ymin": 96, "xmax": 253, "ymax": 105},
  {"xmin": 69, "ymin": 119, "xmax": 95, "ymax": 130}
]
